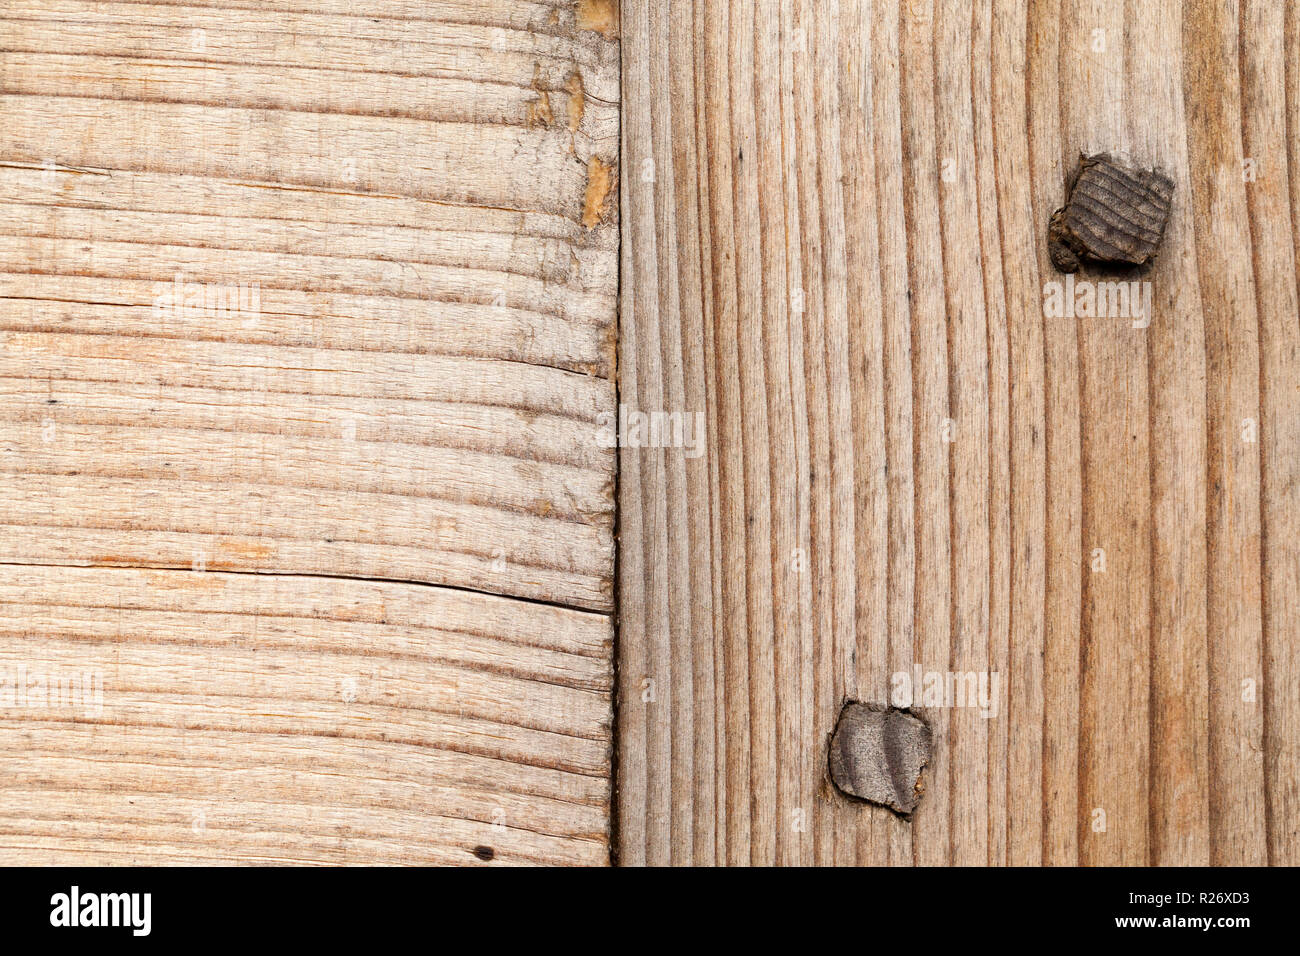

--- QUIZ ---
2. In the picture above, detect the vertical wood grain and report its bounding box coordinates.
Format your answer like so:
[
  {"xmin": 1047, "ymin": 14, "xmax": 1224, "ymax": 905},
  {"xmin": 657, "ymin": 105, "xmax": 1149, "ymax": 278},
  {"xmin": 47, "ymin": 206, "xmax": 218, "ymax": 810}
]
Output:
[{"xmin": 618, "ymin": 0, "xmax": 1299, "ymax": 866}]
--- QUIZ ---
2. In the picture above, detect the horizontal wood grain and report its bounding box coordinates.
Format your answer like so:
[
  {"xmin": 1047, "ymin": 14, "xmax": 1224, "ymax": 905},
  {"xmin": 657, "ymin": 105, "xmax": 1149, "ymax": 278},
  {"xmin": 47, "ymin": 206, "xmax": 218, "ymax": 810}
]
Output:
[
  {"xmin": 0, "ymin": 0, "xmax": 619, "ymax": 864},
  {"xmin": 0, "ymin": 566, "xmax": 612, "ymax": 865}
]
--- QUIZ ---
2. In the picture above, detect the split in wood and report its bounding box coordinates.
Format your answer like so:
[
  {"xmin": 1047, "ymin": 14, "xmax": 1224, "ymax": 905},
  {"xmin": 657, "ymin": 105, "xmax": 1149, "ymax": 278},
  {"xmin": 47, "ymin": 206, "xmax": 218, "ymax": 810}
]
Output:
[
  {"xmin": 828, "ymin": 701, "xmax": 931, "ymax": 816},
  {"xmin": 1048, "ymin": 153, "xmax": 1174, "ymax": 273}
]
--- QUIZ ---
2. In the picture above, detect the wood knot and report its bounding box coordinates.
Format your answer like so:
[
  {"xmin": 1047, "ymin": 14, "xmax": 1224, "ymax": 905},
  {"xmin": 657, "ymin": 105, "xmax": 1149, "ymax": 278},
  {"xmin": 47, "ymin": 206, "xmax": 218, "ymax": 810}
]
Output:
[
  {"xmin": 828, "ymin": 701, "xmax": 931, "ymax": 817},
  {"xmin": 1048, "ymin": 152, "xmax": 1174, "ymax": 273}
]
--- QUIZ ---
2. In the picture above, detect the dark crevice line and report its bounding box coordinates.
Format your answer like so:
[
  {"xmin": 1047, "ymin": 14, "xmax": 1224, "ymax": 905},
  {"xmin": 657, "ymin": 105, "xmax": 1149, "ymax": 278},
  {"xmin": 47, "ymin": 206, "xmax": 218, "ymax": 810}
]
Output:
[
  {"xmin": 689, "ymin": 0, "xmax": 724, "ymax": 869},
  {"xmin": 85, "ymin": 0, "xmax": 576, "ymax": 26},
  {"xmin": 0, "ymin": 262, "xmax": 612, "ymax": 325},
  {"xmin": 928, "ymin": 3, "xmax": 957, "ymax": 869},
  {"xmin": 645, "ymin": 0, "xmax": 677, "ymax": 866},
  {"xmin": 0, "ymin": 198, "xmax": 593, "ymax": 245},
  {"xmin": 2, "ymin": 47, "xmax": 618, "ymax": 103},
  {"xmin": 1119, "ymin": 0, "xmax": 1153, "ymax": 868},
  {"xmin": 3, "ymin": 0, "xmax": 608, "ymax": 53},
  {"xmin": 0, "ymin": 598, "xmax": 607, "ymax": 659},
  {"xmin": 4, "ymin": 714, "xmax": 610, "ymax": 791},
  {"xmin": 994, "ymin": 0, "xmax": 1033, "ymax": 866},
  {"xmin": 971, "ymin": 0, "xmax": 994, "ymax": 866},
  {"xmin": 0, "ymin": 408, "xmax": 606, "ymax": 472},
  {"xmin": 747, "ymin": 0, "xmax": 772, "ymax": 868},
  {"xmin": 0, "ymin": 467, "xmax": 610, "ymax": 528},
  {"xmin": 1277, "ymin": 0, "xmax": 1300, "ymax": 869},
  {"xmin": 0, "ymin": 273, "xmax": 610, "ymax": 343},
  {"xmin": 1236, "ymin": 0, "xmax": 1274, "ymax": 865},
  {"xmin": 971, "ymin": 0, "xmax": 1005, "ymax": 866},
  {"xmin": 1058, "ymin": 0, "xmax": 1088, "ymax": 867},
  {"xmin": 0, "ymin": 87, "xmax": 604, "ymax": 131},
  {"xmin": 1126, "ymin": 0, "xmax": 1156, "ymax": 868},
  {"xmin": 0, "ymin": 49, "xmax": 599, "ymax": 93},
  {"xmin": 2, "ymin": 227, "xmax": 597, "ymax": 294},
  {"xmin": 875, "ymin": 1, "xmax": 912, "ymax": 868},
  {"xmin": 796, "ymin": 0, "xmax": 821, "ymax": 866},
  {"xmin": 0, "ymin": 159, "xmax": 597, "ymax": 229},
  {"xmin": 1024, "ymin": 0, "xmax": 1047, "ymax": 868},
  {"xmin": 0, "ymin": 170, "xmax": 603, "ymax": 245},
  {"xmin": 0, "ymin": 559, "xmax": 611, "ymax": 618},
  {"xmin": 0, "ymin": 405, "xmax": 607, "ymax": 470},
  {"xmin": 899, "ymin": 0, "xmax": 920, "ymax": 870},
  {"xmin": 607, "ymin": 7, "xmax": 626, "ymax": 870},
  {"xmin": 0, "ymin": 307, "xmax": 608, "ymax": 374},
  {"xmin": 0, "ymin": 840, "xmax": 509, "ymax": 866},
  {"xmin": 0, "ymin": 19, "xmax": 608, "ymax": 66},
  {"xmin": 0, "ymin": 626, "xmax": 610, "ymax": 693},
  {"xmin": 0, "ymin": 294, "xmax": 605, "ymax": 335},
  {"xmin": 2, "ymin": 746, "xmax": 607, "ymax": 806},
  {"xmin": 0, "ymin": 367, "xmax": 607, "ymax": 424},
  {"xmin": 0, "ymin": 528, "xmax": 610, "ymax": 590},
  {"xmin": 0, "ymin": 675, "xmax": 608, "ymax": 742},
  {"xmin": 718, "ymin": 0, "xmax": 747, "ymax": 867},
  {"xmin": 1182, "ymin": 16, "xmax": 1219, "ymax": 866}
]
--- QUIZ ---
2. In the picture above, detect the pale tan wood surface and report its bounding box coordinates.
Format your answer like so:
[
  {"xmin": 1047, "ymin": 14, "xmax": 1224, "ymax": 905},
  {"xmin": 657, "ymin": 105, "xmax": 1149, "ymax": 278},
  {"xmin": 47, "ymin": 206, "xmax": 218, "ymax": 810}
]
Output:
[
  {"xmin": 617, "ymin": 0, "xmax": 1299, "ymax": 866},
  {"xmin": 0, "ymin": 0, "xmax": 619, "ymax": 864}
]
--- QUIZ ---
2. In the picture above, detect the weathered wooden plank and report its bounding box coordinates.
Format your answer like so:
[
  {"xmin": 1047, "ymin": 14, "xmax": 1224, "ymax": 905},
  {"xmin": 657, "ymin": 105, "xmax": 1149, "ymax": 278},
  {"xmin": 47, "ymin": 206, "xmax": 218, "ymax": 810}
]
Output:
[
  {"xmin": 0, "ymin": 0, "xmax": 618, "ymax": 864},
  {"xmin": 617, "ymin": 0, "xmax": 1299, "ymax": 866},
  {"xmin": 0, "ymin": 567, "xmax": 612, "ymax": 865}
]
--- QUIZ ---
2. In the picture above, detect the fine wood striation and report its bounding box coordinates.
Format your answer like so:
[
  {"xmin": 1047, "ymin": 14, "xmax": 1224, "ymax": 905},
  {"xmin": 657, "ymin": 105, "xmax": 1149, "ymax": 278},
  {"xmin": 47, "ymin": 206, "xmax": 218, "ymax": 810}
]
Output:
[
  {"xmin": 617, "ymin": 0, "xmax": 1299, "ymax": 866},
  {"xmin": 0, "ymin": 0, "xmax": 620, "ymax": 865}
]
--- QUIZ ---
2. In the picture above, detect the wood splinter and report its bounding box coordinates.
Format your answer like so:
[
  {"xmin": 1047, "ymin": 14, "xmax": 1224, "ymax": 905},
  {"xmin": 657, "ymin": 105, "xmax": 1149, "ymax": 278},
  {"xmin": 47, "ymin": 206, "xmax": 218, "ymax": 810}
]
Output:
[
  {"xmin": 1048, "ymin": 152, "xmax": 1174, "ymax": 273},
  {"xmin": 828, "ymin": 702, "xmax": 932, "ymax": 816}
]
